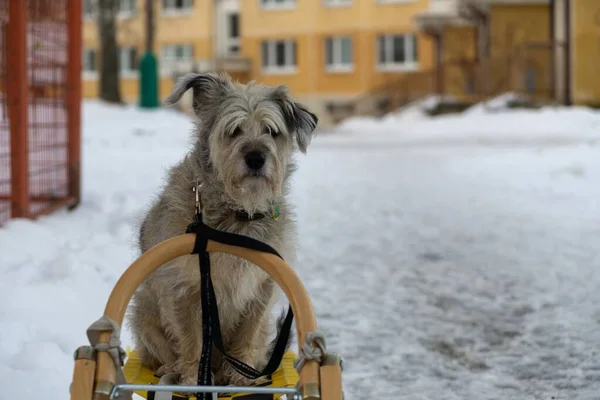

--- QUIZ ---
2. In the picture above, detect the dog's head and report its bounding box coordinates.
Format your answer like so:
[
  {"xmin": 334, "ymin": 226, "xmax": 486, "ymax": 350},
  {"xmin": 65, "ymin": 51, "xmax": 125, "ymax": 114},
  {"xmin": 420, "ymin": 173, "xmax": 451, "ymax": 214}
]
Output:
[{"xmin": 164, "ymin": 72, "xmax": 318, "ymax": 213}]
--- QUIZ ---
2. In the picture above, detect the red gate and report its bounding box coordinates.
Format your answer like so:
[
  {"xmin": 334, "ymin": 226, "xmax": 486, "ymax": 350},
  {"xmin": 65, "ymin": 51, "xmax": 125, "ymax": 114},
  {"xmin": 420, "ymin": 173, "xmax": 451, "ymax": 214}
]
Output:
[{"xmin": 0, "ymin": 0, "xmax": 81, "ymax": 225}]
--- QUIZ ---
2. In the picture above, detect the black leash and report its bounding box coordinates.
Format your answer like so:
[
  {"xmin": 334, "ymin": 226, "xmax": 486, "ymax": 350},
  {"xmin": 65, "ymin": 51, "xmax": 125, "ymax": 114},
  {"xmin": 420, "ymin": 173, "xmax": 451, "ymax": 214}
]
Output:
[{"xmin": 185, "ymin": 212, "xmax": 294, "ymax": 400}]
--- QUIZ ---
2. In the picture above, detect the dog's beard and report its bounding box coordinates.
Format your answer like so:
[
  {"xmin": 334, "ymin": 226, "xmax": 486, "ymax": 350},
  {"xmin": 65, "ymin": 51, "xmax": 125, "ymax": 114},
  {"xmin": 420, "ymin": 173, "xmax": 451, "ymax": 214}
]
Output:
[
  {"xmin": 218, "ymin": 155, "xmax": 283, "ymax": 215},
  {"xmin": 235, "ymin": 177, "xmax": 277, "ymax": 215}
]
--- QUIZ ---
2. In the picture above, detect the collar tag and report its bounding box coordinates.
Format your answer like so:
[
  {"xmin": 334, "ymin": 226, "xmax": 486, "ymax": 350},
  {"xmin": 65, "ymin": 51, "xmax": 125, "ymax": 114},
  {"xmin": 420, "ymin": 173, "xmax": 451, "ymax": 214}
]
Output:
[{"xmin": 272, "ymin": 200, "xmax": 280, "ymax": 221}]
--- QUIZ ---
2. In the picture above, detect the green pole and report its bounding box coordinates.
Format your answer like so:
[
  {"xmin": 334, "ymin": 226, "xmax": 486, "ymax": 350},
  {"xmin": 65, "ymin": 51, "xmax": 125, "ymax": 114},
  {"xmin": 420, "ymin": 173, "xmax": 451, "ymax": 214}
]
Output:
[
  {"xmin": 140, "ymin": 0, "xmax": 158, "ymax": 108},
  {"xmin": 139, "ymin": 51, "xmax": 159, "ymax": 108}
]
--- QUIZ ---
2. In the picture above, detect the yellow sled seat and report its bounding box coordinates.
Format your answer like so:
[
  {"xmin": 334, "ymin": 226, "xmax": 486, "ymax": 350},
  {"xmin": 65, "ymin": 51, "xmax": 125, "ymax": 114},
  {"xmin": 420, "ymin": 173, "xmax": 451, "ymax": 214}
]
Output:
[{"xmin": 123, "ymin": 349, "xmax": 299, "ymax": 400}]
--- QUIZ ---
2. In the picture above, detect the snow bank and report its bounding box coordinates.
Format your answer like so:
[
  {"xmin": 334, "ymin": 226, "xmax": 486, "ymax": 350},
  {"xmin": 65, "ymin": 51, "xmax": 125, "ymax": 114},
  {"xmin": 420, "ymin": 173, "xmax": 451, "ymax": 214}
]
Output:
[
  {"xmin": 328, "ymin": 103, "xmax": 600, "ymax": 147},
  {"xmin": 462, "ymin": 92, "xmax": 528, "ymax": 116}
]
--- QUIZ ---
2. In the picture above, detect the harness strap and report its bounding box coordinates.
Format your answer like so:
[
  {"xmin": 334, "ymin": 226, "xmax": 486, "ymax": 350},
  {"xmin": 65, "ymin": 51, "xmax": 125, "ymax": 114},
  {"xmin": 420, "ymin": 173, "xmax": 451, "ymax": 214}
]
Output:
[{"xmin": 186, "ymin": 218, "xmax": 294, "ymax": 400}]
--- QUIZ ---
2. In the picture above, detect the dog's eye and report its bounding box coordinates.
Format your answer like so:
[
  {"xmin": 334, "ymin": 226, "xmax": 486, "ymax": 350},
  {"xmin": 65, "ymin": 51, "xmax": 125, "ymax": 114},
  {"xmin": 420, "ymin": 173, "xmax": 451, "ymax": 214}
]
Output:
[
  {"xmin": 231, "ymin": 127, "xmax": 243, "ymax": 138},
  {"xmin": 264, "ymin": 126, "xmax": 280, "ymax": 137}
]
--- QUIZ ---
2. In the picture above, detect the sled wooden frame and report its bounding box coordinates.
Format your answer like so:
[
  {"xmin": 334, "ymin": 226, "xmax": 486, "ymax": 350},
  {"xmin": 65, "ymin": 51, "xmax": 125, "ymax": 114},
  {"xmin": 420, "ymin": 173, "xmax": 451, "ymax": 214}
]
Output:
[{"xmin": 69, "ymin": 233, "xmax": 343, "ymax": 400}]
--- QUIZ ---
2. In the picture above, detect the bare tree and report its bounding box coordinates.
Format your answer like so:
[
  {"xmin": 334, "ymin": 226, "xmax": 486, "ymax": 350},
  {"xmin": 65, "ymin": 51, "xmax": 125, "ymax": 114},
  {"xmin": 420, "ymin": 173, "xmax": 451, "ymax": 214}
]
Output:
[
  {"xmin": 145, "ymin": 0, "xmax": 155, "ymax": 53},
  {"xmin": 96, "ymin": 0, "xmax": 122, "ymax": 103}
]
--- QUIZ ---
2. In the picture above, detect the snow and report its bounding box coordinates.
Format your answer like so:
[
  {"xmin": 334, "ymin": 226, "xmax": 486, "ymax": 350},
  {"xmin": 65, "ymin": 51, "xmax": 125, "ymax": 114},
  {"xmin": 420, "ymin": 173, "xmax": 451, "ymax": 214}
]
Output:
[
  {"xmin": 1, "ymin": 98, "xmax": 600, "ymax": 400},
  {"xmin": 462, "ymin": 92, "xmax": 528, "ymax": 115}
]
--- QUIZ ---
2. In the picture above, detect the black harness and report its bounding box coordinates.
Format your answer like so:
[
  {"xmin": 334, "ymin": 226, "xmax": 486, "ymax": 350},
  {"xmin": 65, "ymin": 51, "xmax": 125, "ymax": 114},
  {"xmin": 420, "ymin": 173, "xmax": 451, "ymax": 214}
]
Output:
[{"xmin": 185, "ymin": 209, "xmax": 294, "ymax": 400}]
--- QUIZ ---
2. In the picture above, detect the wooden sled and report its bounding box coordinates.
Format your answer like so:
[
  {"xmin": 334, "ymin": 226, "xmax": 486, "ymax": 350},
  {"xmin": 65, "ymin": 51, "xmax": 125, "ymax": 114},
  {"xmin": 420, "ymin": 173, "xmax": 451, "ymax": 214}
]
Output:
[{"xmin": 68, "ymin": 232, "xmax": 343, "ymax": 400}]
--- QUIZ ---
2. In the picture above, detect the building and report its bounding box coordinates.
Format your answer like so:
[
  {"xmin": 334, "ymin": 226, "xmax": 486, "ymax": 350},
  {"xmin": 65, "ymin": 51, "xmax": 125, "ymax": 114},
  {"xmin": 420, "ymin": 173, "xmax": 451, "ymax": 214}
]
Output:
[
  {"xmin": 82, "ymin": 0, "xmax": 438, "ymax": 126},
  {"xmin": 413, "ymin": 0, "xmax": 553, "ymax": 107},
  {"xmin": 553, "ymin": 0, "xmax": 600, "ymax": 106},
  {"xmin": 81, "ymin": 0, "xmax": 600, "ymax": 127}
]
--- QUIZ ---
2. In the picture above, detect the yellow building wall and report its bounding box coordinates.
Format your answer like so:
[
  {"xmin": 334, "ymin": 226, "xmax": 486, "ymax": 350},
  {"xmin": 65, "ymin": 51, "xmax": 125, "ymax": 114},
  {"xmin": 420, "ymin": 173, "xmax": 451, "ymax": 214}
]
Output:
[
  {"xmin": 571, "ymin": 0, "xmax": 600, "ymax": 105},
  {"xmin": 487, "ymin": 4, "xmax": 550, "ymax": 97},
  {"xmin": 489, "ymin": 4, "xmax": 550, "ymax": 56},
  {"xmin": 241, "ymin": 0, "xmax": 434, "ymax": 97},
  {"xmin": 441, "ymin": 26, "xmax": 478, "ymax": 100}
]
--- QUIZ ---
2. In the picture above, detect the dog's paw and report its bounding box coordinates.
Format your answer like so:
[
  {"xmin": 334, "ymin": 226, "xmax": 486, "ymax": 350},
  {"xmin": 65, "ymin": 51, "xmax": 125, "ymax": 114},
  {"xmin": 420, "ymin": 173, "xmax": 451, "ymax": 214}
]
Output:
[
  {"xmin": 178, "ymin": 361, "xmax": 201, "ymax": 386},
  {"xmin": 156, "ymin": 362, "xmax": 178, "ymax": 377},
  {"xmin": 214, "ymin": 363, "xmax": 259, "ymax": 387}
]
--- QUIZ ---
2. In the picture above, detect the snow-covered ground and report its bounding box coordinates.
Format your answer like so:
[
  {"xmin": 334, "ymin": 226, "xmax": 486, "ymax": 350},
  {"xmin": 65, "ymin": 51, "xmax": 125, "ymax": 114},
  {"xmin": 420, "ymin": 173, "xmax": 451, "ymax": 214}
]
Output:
[{"xmin": 1, "ymin": 99, "xmax": 600, "ymax": 400}]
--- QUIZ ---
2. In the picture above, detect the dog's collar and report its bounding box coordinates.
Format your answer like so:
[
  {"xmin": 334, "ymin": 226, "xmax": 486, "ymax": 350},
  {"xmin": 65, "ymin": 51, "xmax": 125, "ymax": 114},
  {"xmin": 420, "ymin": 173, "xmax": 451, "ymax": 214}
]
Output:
[
  {"xmin": 235, "ymin": 210, "xmax": 266, "ymax": 222},
  {"xmin": 192, "ymin": 180, "xmax": 280, "ymax": 223}
]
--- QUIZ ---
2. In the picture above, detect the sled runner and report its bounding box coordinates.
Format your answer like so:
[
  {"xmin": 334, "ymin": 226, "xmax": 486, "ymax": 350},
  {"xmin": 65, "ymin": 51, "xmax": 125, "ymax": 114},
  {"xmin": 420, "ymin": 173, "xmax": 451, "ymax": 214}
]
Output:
[{"xmin": 69, "ymin": 211, "xmax": 343, "ymax": 400}]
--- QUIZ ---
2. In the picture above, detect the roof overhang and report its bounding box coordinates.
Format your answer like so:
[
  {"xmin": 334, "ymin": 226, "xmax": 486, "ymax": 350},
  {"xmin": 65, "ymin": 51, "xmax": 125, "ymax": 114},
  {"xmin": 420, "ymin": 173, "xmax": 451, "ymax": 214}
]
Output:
[{"xmin": 414, "ymin": 11, "xmax": 474, "ymax": 33}]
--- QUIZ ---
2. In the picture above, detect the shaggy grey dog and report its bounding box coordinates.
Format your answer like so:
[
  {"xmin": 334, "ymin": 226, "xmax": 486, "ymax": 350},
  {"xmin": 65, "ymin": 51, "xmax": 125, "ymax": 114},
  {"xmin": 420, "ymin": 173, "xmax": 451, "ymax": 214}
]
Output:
[{"xmin": 127, "ymin": 72, "xmax": 318, "ymax": 386}]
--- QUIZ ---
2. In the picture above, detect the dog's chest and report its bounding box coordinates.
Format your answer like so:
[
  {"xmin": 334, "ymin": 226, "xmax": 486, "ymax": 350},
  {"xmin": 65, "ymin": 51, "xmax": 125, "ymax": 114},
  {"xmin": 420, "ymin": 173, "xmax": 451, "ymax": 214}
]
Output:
[{"xmin": 209, "ymin": 253, "xmax": 271, "ymax": 313}]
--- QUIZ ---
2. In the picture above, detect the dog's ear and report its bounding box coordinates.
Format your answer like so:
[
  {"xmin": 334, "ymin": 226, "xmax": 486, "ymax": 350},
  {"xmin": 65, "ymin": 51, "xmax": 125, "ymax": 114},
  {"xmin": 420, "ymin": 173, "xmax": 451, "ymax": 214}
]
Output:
[
  {"xmin": 164, "ymin": 72, "xmax": 227, "ymax": 115},
  {"xmin": 271, "ymin": 86, "xmax": 318, "ymax": 153}
]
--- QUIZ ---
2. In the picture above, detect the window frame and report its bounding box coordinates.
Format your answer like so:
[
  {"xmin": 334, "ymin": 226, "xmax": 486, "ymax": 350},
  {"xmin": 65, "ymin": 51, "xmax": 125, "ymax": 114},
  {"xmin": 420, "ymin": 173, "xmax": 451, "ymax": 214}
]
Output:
[
  {"xmin": 161, "ymin": 43, "xmax": 194, "ymax": 65},
  {"xmin": 375, "ymin": 0, "xmax": 418, "ymax": 4},
  {"xmin": 82, "ymin": 48, "xmax": 98, "ymax": 80},
  {"xmin": 323, "ymin": 0, "xmax": 352, "ymax": 7},
  {"xmin": 162, "ymin": 0, "xmax": 194, "ymax": 16},
  {"xmin": 83, "ymin": 0, "xmax": 96, "ymax": 19},
  {"xmin": 324, "ymin": 36, "xmax": 353, "ymax": 73},
  {"xmin": 376, "ymin": 33, "xmax": 419, "ymax": 72},
  {"xmin": 117, "ymin": 0, "xmax": 136, "ymax": 19},
  {"xmin": 226, "ymin": 12, "xmax": 241, "ymax": 56},
  {"xmin": 259, "ymin": 0, "xmax": 296, "ymax": 11},
  {"xmin": 119, "ymin": 46, "xmax": 138, "ymax": 77},
  {"xmin": 260, "ymin": 39, "xmax": 297, "ymax": 75}
]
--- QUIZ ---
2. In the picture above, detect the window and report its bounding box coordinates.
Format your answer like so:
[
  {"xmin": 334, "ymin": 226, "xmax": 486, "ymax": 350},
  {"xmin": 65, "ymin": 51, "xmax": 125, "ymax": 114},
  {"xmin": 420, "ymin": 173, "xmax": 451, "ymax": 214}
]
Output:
[
  {"xmin": 325, "ymin": 36, "xmax": 352, "ymax": 72},
  {"xmin": 163, "ymin": 0, "xmax": 194, "ymax": 13},
  {"xmin": 83, "ymin": 0, "xmax": 96, "ymax": 18},
  {"xmin": 323, "ymin": 0, "xmax": 352, "ymax": 6},
  {"xmin": 119, "ymin": 47, "xmax": 138, "ymax": 73},
  {"xmin": 162, "ymin": 44, "xmax": 194, "ymax": 65},
  {"xmin": 226, "ymin": 13, "xmax": 240, "ymax": 56},
  {"xmin": 83, "ymin": 48, "xmax": 97, "ymax": 72},
  {"xmin": 377, "ymin": 33, "xmax": 418, "ymax": 71},
  {"xmin": 118, "ymin": 0, "xmax": 136, "ymax": 15},
  {"xmin": 260, "ymin": 0, "xmax": 296, "ymax": 10},
  {"xmin": 261, "ymin": 40, "xmax": 297, "ymax": 73}
]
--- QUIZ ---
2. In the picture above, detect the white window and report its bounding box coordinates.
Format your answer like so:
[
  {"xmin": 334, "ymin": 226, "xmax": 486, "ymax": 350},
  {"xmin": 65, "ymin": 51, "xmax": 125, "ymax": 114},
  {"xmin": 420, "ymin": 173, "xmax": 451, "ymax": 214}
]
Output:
[
  {"xmin": 118, "ymin": 0, "xmax": 136, "ymax": 17},
  {"xmin": 162, "ymin": 44, "xmax": 194, "ymax": 65},
  {"xmin": 162, "ymin": 0, "xmax": 194, "ymax": 14},
  {"xmin": 260, "ymin": 0, "xmax": 296, "ymax": 10},
  {"xmin": 323, "ymin": 0, "xmax": 352, "ymax": 7},
  {"xmin": 325, "ymin": 36, "xmax": 352, "ymax": 72},
  {"xmin": 83, "ymin": 0, "xmax": 96, "ymax": 18},
  {"xmin": 376, "ymin": 0, "xmax": 419, "ymax": 3},
  {"xmin": 119, "ymin": 47, "xmax": 138, "ymax": 74},
  {"xmin": 377, "ymin": 33, "xmax": 418, "ymax": 71},
  {"xmin": 261, "ymin": 40, "xmax": 297, "ymax": 74},
  {"xmin": 82, "ymin": 48, "xmax": 97, "ymax": 72},
  {"xmin": 226, "ymin": 13, "xmax": 240, "ymax": 56}
]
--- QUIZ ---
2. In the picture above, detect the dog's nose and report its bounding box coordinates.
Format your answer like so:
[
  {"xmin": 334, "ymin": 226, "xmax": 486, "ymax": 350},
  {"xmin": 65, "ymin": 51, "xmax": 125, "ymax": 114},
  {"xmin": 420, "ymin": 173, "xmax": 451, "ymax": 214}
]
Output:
[{"xmin": 244, "ymin": 151, "xmax": 266, "ymax": 170}]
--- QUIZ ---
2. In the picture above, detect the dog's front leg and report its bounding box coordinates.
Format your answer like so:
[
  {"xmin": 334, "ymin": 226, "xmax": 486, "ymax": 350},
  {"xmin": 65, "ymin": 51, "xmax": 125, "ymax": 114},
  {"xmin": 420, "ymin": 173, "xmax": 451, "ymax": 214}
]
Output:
[
  {"xmin": 164, "ymin": 292, "xmax": 204, "ymax": 386},
  {"xmin": 214, "ymin": 290, "xmax": 275, "ymax": 385}
]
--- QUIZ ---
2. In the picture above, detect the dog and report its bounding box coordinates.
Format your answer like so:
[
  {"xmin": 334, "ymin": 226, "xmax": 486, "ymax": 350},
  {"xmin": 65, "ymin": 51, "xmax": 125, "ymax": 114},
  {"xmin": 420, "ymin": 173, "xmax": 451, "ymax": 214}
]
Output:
[{"xmin": 127, "ymin": 72, "xmax": 318, "ymax": 386}]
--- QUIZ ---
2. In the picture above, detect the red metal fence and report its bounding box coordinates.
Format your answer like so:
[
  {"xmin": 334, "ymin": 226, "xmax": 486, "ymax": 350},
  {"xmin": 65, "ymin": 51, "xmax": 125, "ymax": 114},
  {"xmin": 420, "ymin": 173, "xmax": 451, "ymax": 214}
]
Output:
[{"xmin": 0, "ymin": 0, "xmax": 81, "ymax": 225}]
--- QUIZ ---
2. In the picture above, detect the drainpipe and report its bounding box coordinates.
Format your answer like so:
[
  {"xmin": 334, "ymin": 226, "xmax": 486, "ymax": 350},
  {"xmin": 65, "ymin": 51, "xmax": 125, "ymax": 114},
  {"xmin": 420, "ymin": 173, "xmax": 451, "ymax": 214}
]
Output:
[
  {"xmin": 434, "ymin": 30, "xmax": 444, "ymax": 96},
  {"xmin": 213, "ymin": 0, "xmax": 221, "ymax": 72},
  {"xmin": 564, "ymin": 0, "xmax": 572, "ymax": 105},
  {"xmin": 550, "ymin": 0, "xmax": 555, "ymax": 101}
]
